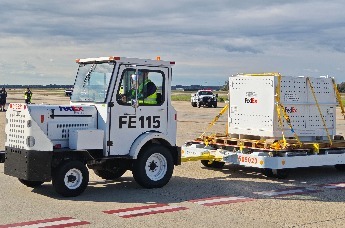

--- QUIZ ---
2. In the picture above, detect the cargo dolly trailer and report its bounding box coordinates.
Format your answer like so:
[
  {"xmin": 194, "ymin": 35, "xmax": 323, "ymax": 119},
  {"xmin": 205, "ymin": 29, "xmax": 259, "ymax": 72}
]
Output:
[{"xmin": 181, "ymin": 73, "xmax": 345, "ymax": 178}]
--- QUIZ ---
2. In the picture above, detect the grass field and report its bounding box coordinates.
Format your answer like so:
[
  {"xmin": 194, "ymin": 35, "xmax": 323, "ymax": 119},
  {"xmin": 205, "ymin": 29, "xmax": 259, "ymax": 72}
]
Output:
[{"xmin": 6, "ymin": 88, "xmax": 345, "ymax": 104}]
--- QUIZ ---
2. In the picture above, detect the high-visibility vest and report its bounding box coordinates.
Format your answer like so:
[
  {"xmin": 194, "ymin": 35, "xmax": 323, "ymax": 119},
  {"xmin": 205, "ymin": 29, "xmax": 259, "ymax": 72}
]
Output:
[
  {"xmin": 24, "ymin": 91, "xmax": 32, "ymax": 100},
  {"xmin": 134, "ymin": 79, "xmax": 157, "ymax": 104}
]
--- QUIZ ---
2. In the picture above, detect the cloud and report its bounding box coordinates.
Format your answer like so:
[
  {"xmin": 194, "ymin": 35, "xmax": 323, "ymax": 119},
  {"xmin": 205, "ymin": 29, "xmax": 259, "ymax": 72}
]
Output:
[{"xmin": 0, "ymin": 0, "xmax": 345, "ymax": 85}]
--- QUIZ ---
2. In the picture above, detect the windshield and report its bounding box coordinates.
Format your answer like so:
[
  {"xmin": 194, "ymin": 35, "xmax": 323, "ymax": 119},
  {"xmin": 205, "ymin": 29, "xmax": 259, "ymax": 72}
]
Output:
[
  {"xmin": 199, "ymin": 91, "xmax": 213, "ymax": 96},
  {"xmin": 71, "ymin": 62, "xmax": 115, "ymax": 102}
]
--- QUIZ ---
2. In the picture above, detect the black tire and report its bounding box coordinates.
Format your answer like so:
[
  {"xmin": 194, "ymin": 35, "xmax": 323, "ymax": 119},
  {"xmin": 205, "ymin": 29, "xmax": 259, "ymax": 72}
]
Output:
[
  {"xmin": 18, "ymin": 179, "xmax": 44, "ymax": 188},
  {"xmin": 273, "ymin": 169, "xmax": 289, "ymax": 179},
  {"xmin": 262, "ymin": 168, "xmax": 289, "ymax": 179},
  {"xmin": 198, "ymin": 102, "xmax": 201, "ymax": 108},
  {"xmin": 213, "ymin": 103, "xmax": 217, "ymax": 108},
  {"xmin": 191, "ymin": 102, "xmax": 197, "ymax": 107},
  {"xmin": 201, "ymin": 160, "xmax": 225, "ymax": 169},
  {"xmin": 93, "ymin": 168, "xmax": 127, "ymax": 180},
  {"xmin": 52, "ymin": 160, "xmax": 89, "ymax": 197},
  {"xmin": 261, "ymin": 168, "xmax": 275, "ymax": 177},
  {"xmin": 335, "ymin": 164, "xmax": 345, "ymax": 171},
  {"xmin": 132, "ymin": 145, "xmax": 174, "ymax": 189}
]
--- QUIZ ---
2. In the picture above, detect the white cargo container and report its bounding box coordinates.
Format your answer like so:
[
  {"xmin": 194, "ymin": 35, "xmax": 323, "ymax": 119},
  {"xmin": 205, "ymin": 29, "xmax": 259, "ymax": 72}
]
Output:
[{"xmin": 228, "ymin": 74, "xmax": 337, "ymax": 141}]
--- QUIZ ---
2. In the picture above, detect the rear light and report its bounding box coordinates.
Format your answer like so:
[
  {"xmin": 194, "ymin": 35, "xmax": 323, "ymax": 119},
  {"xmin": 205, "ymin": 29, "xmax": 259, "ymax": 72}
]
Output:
[
  {"xmin": 54, "ymin": 144, "xmax": 61, "ymax": 149},
  {"xmin": 109, "ymin": 56, "xmax": 120, "ymax": 61},
  {"xmin": 40, "ymin": 115, "xmax": 44, "ymax": 123},
  {"xmin": 156, "ymin": 56, "xmax": 161, "ymax": 61},
  {"xmin": 170, "ymin": 61, "xmax": 175, "ymax": 65},
  {"xmin": 75, "ymin": 59, "xmax": 80, "ymax": 63},
  {"xmin": 175, "ymin": 113, "xmax": 177, "ymax": 121}
]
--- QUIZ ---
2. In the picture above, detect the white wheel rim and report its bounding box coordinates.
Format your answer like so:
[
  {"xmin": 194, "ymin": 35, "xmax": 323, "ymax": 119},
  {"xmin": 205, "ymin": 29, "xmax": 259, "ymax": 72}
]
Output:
[
  {"xmin": 64, "ymin": 168, "xmax": 83, "ymax": 189},
  {"xmin": 145, "ymin": 153, "xmax": 167, "ymax": 181}
]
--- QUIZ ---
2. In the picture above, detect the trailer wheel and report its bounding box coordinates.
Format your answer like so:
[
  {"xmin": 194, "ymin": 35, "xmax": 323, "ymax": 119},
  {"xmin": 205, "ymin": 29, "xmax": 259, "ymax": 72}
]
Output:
[
  {"xmin": 18, "ymin": 179, "xmax": 44, "ymax": 188},
  {"xmin": 201, "ymin": 160, "xmax": 225, "ymax": 169},
  {"xmin": 261, "ymin": 168, "xmax": 275, "ymax": 177},
  {"xmin": 272, "ymin": 169, "xmax": 289, "ymax": 179},
  {"xmin": 52, "ymin": 161, "xmax": 89, "ymax": 197},
  {"xmin": 262, "ymin": 169, "xmax": 289, "ymax": 179},
  {"xmin": 132, "ymin": 145, "xmax": 174, "ymax": 188},
  {"xmin": 335, "ymin": 164, "xmax": 345, "ymax": 171},
  {"xmin": 93, "ymin": 168, "xmax": 127, "ymax": 180}
]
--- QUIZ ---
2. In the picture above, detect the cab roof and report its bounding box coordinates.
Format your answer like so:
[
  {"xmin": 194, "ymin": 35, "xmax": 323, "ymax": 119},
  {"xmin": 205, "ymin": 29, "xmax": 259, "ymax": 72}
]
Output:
[{"xmin": 76, "ymin": 56, "xmax": 175, "ymax": 67}]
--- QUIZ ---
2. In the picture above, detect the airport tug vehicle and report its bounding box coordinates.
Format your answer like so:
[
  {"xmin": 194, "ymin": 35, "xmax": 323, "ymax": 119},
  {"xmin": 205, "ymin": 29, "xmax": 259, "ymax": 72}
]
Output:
[
  {"xmin": 2, "ymin": 56, "xmax": 180, "ymax": 197},
  {"xmin": 182, "ymin": 73, "xmax": 345, "ymax": 178}
]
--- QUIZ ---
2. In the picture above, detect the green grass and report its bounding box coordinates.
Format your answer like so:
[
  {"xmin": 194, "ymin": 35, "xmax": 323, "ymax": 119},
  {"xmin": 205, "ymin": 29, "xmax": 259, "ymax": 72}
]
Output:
[{"xmin": 171, "ymin": 91, "xmax": 228, "ymax": 102}]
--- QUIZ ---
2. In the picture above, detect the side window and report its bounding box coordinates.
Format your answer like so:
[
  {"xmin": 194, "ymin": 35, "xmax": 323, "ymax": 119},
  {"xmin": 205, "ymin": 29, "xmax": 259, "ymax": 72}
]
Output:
[{"xmin": 117, "ymin": 69, "xmax": 164, "ymax": 106}]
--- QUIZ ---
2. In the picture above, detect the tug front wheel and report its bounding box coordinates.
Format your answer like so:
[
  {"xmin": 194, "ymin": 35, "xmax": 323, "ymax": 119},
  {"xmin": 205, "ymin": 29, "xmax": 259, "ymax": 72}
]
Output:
[
  {"xmin": 132, "ymin": 145, "xmax": 174, "ymax": 188},
  {"xmin": 52, "ymin": 161, "xmax": 89, "ymax": 197}
]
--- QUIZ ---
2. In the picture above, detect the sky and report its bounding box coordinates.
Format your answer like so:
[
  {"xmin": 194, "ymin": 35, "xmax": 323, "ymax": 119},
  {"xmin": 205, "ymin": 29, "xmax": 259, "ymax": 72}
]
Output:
[{"xmin": 1, "ymin": 1, "xmax": 345, "ymax": 86}]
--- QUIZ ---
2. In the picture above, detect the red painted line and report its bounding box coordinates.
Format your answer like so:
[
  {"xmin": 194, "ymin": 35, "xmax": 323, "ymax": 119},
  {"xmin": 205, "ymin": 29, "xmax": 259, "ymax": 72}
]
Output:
[
  {"xmin": 104, "ymin": 204, "xmax": 189, "ymax": 218},
  {"xmin": 0, "ymin": 217, "xmax": 90, "ymax": 228},
  {"xmin": 0, "ymin": 217, "xmax": 73, "ymax": 227},
  {"xmin": 120, "ymin": 207, "xmax": 189, "ymax": 218},
  {"xmin": 103, "ymin": 203, "xmax": 168, "ymax": 214},
  {"xmin": 44, "ymin": 221, "xmax": 91, "ymax": 228}
]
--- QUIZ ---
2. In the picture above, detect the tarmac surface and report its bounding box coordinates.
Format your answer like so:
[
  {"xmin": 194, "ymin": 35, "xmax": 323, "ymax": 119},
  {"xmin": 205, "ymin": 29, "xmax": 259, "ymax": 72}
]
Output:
[{"xmin": 0, "ymin": 90, "xmax": 344, "ymax": 228}]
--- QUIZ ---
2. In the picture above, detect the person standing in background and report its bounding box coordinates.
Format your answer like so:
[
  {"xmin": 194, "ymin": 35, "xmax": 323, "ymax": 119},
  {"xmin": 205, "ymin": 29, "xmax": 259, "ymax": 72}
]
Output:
[
  {"xmin": 0, "ymin": 87, "xmax": 7, "ymax": 111},
  {"xmin": 24, "ymin": 87, "xmax": 32, "ymax": 104}
]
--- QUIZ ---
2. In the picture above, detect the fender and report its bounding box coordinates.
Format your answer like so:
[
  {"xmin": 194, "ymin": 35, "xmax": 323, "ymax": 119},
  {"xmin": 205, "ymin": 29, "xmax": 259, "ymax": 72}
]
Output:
[{"xmin": 129, "ymin": 131, "xmax": 173, "ymax": 159}]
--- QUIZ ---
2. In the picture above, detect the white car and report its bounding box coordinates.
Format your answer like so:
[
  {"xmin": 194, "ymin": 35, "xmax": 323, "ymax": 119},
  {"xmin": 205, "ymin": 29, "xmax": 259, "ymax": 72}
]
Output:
[{"xmin": 191, "ymin": 90, "xmax": 217, "ymax": 108}]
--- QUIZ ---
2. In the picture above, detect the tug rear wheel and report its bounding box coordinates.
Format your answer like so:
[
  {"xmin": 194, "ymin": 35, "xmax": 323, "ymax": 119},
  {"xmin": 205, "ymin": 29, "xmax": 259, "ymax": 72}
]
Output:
[{"xmin": 52, "ymin": 160, "xmax": 89, "ymax": 197}]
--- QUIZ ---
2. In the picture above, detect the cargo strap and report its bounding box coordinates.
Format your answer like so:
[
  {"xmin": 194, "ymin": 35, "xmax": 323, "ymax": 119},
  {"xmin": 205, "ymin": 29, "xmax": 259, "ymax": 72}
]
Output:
[
  {"xmin": 306, "ymin": 77, "xmax": 333, "ymax": 146},
  {"xmin": 275, "ymin": 74, "xmax": 302, "ymax": 148},
  {"xmin": 199, "ymin": 104, "xmax": 229, "ymax": 139},
  {"xmin": 331, "ymin": 78, "xmax": 345, "ymax": 119}
]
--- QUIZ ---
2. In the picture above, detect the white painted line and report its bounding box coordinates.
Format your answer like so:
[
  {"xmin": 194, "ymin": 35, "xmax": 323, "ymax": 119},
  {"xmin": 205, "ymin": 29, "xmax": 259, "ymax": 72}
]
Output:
[
  {"xmin": 321, "ymin": 182, "xmax": 345, "ymax": 189},
  {"xmin": 253, "ymin": 187, "xmax": 319, "ymax": 197},
  {"xmin": 189, "ymin": 196, "xmax": 255, "ymax": 206}
]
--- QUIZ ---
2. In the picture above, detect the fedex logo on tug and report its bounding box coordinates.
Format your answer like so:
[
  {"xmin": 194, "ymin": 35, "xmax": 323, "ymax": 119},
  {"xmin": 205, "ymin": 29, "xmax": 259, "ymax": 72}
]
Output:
[{"xmin": 59, "ymin": 106, "xmax": 84, "ymax": 112}]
